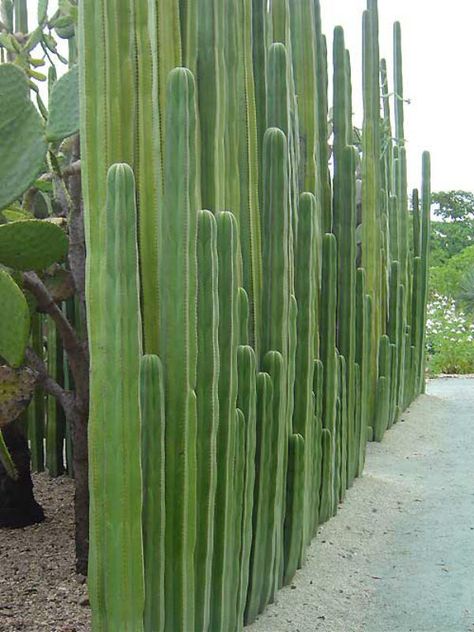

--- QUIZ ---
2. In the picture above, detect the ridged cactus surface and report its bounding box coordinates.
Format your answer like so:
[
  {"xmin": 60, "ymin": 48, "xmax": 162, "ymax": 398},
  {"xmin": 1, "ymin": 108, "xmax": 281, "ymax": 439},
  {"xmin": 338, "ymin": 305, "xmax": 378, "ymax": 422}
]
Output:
[{"xmin": 78, "ymin": 0, "xmax": 432, "ymax": 629}]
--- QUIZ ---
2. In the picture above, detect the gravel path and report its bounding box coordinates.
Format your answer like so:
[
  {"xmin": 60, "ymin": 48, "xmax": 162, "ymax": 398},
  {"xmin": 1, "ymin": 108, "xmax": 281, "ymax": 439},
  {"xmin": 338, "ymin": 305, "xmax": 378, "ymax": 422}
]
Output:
[
  {"xmin": 0, "ymin": 475, "xmax": 90, "ymax": 631},
  {"xmin": 249, "ymin": 377, "xmax": 474, "ymax": 632},
  {"xmin": 1, "ymin": 377, "xmax": 472, "ymax": 631}
]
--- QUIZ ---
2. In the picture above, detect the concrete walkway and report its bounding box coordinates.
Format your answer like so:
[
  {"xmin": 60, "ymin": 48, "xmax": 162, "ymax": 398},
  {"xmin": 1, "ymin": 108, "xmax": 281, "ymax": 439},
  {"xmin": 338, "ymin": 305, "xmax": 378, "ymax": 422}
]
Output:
[{"xmin": 249, "ymin": 378, "xmax": 474, "ymax": 632}]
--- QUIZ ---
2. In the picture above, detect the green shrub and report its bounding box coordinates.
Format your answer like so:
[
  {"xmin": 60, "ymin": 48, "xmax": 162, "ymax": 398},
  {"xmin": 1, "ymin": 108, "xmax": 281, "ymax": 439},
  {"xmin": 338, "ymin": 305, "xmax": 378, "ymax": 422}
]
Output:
[{"xmin": 426, "ymin": 294, "xmax": 474, "ymax": 374}]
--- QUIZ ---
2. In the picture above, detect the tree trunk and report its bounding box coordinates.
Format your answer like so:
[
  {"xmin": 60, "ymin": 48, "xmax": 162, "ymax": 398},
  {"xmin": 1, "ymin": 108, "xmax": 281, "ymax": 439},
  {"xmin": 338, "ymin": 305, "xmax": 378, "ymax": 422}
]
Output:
[
  {"xmin": 0, "ymin": 421, "xmax": 45, "ymax": 528},
  {"xmin": 69, "ymin": 403, "xmax": 89, "ymax": 575}
]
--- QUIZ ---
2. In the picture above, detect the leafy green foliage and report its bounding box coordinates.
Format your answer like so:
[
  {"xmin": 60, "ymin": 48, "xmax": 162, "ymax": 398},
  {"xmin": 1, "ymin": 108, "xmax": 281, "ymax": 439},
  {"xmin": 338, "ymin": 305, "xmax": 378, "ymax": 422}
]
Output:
[
  {"xmin": 458, "ymin": 266, "xmax": 474, "ymax": 315},
  {"xmin": 430, "ymin": 245, "xmax": 474, "ymax": 299},
  {"xmin": 46, "ymin": 64, "xmax": 79, "ymax": 141},
  {"xmin": 0, "ymin": 270, "xmax": 30, "ymax": 367},
  {"xmin": 0, "ymin": 64, "xmax": 47, "ymax": 210},
  {"xmin": 0, "ymin": 219, "xmax": 68, "ymax": 270},
  {"xmin": 430, "ymin": 191, "xmax": 474, "ymax": 265},
  {"xmin": 426, "ymin": 294, "xmax": 474, "ymax": 374}
]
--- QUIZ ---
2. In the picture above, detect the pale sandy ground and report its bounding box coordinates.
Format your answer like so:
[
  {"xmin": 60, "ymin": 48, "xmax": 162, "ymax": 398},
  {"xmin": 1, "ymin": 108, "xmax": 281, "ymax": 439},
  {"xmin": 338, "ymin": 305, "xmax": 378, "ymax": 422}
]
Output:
[{"xmin": 249, "ymin": 377, "xmax": 474, "ymax": 632}]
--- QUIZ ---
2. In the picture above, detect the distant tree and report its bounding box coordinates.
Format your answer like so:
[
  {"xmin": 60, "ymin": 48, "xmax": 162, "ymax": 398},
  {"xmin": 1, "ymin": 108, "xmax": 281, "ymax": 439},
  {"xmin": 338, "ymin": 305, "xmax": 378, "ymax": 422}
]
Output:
[
  {"xmin": 430, "ymin": 191, "xmax": 474, "ymax": 265},
  {"xmin": 458, "ymin": 266, "xmax": 474, "ymax": 315},
  {"xmin": 430, "ymin": 245, "xmax": 474, "ymax": 299}
]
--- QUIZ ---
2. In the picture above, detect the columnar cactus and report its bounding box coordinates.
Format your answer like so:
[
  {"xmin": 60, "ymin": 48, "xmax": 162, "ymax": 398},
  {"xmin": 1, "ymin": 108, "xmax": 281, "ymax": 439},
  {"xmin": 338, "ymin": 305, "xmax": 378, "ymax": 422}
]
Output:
[
  {"xmin": 160, "ymin": 68, "xmax": 199, "ymax": 632},
  {"xmin": 76, "ymin": 1, "xmax": 432, "ymax": 630},
  {"xmin": 87, "ymin": 164, "xmax": 144, "ymax": 631}
]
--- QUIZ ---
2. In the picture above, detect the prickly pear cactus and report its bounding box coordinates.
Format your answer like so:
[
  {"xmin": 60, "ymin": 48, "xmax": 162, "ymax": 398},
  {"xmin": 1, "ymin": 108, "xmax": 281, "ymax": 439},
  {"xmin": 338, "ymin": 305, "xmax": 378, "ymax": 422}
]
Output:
[
  {"xmin": 0, "ymin": 365, "xmax": 36, "ymax": 427},
  {"xmin": 46, "ymin": 64, "xmax": 80, "ymax": 141},
  {"xmin": 0, "ymin": 219, "xmax": 68, "ymax": 270},
  {"xmin": 0, "ymin": 64, "xmax": 47, "ymax": 210},
  {"xmin": 0, "ymin": 270, "xmax": 30, "ymax": 368}
]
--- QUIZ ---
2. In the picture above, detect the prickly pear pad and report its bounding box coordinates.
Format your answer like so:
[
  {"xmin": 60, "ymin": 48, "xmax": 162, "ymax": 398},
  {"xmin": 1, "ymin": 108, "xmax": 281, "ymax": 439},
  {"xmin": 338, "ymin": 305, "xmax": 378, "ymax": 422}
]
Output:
[
  {"xmin": 0, "ymin": 271, "xmax": 30, "ymax": 368},
  {"xmin": 0, "ymin": 220, "xmax": 68, "ymax": 271},
  {"xmin": 0, "ymin": 64, "xmax": 47, "ymax": 210}
]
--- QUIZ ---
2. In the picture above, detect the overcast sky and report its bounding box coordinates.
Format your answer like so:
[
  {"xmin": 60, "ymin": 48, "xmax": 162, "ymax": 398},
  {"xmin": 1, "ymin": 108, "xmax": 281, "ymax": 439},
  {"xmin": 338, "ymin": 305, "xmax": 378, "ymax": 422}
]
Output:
[
  {"xmin": 320, "ymin": 0, "xmax": 473, "ymax": 194},
  {"xmin": 31, "ymin": 0, "xmax": 470, "ymax": 194}
]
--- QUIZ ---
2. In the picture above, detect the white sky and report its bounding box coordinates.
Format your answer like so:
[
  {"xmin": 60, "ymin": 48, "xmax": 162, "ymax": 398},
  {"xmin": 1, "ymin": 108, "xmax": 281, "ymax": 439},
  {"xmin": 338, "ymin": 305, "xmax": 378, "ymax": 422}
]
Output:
[
  {"xmin": 28, "ymin": 0, "xmax": 471, "ymax": 194},
  {"xmin": 320, "ymin": 0, "xmax": 474, "ymax": 194}
]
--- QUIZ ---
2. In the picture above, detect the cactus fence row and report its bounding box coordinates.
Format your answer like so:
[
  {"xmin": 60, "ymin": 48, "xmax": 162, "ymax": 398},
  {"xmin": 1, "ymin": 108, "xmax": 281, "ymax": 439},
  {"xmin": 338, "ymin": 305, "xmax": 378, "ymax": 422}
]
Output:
[{"xmin": 79, "ymin": 1, "xmax": 430, "ymax": 630}]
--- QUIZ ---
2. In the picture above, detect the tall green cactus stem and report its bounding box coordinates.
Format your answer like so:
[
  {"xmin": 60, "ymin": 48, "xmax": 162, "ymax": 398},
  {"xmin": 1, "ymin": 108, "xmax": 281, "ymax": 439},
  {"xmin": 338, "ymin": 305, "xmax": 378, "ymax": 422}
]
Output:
[
  {"xmin": 237, "ymin": 0, "xmax": 263, "ymax": 353},
  {"xmin": 87, "ymin": 164, "xmax": 144, "ymax": 631},
  {"xmin": 245, "ymin": 371, "xmax": 273, "ymax": 625},
  {"xmin": 236, "ymin": 345, "xmax": 257, "ymax": 628},
  {"xmin": 319, "ymin": 233, "xmax": 338, "ymax": 522},
  {"xmin": 396, "ymin": 283, "xmax": 406, "ymax": 416},
  {"xmin": 397, "ymin": 147, "xmax": 409, "ymax": 298},
  {"xmin": 223, "ymin": 0, "xmax": 241, "ymax": 220},
  {"xmin": 211, "ymin": 211, "xmax": 240, "ymax": 632},
  {"xmin": 314, "ymin": 1, "xmax": 332, "ymax": 234},
  {"xmin": 79, "ymin": 8, "xmax": 137, "ymax": 613},
  {"xmin": 293, "ymin": 192, "xmax": 316, "ymax": 552},
  {"xmin": 373, "ymin": 376, "xmax": 389, "ymax": 443},
  {"xmin": 194, "ymin": 0, "xmax": 226, "ymax": 211},
  {"xmin": 160, "ymin": 68, "xmax": 198, "ymax": 632},
  {"xmin": 251, "ymin": 0, "xmax": 270, "ymax": 167},
  {"xmin": 28, "ymin": 313, "xmax": 44, "ymax": 473},
  {"xmin": 333, "ymin": 29, "xmax": 357, "ymax": 479},
  {"xmin": 419, "ymin": 152, "xmax": 431, "ymax": 393},
  {"xmin": 311, "ymin": 359, "xmax": 324, "ymax": 531},
  {"xmin": 259, "ymin": 126, "xmax": 290, "ymax": 591},
  {"xmin": 46, "ymin": 317, "xmax": 65, "ymax": 477},
  {"xmin": 195, "ymin": 210, "xmax": 219, "ymax": 632},
  {"xmin": 283, "ymin": 433, "xmax": 305, "ymax": 585},
  {"xmin": 260, "ymin": 127, "xmax": 289, "ymax": 358},
  {"xmin": 362, "ymin": 1, "xmax": 382, "ymax": 426},
  {"xmin": 393, "ymin": 22, "xmax": 405, "ymax": 148},
  {"xmin": 387, "ymin": 261, "xmax": 400, "ymax": 422},
  {"xmin": 289, "ymin": 0, "xmax": 317, "ymax": 193},
  {"xmin": 412, "ymin": 189, "xmax": 421, "ymax": 258},
  {"xmin": 232, "ymin": 408, "xmax": 246, "ymax": 632},
  {"xmin": 266, "ymin": 44, "xmax": 290, "ymax": 138},
  {"xmin": 373, "ymin": 335, "xmax": 391, "ymax": 441},
  {"xmin": 155, "ymin": 2, "xmax": 182, "ymax": 125},
  {"xmin": 337, "ymin": 355, "xmax": 348, "ymax": 501},
  {"xmin": 135, "ymin": 0, "xmax": 162, "ymax": 354},
  {"xmin": 261, "ymin": 350, "xmax": 285, "ymax": 607},
  {"xmin": 364, "ymin": 294, "xmax": 374, "ymax": 443},
  {"xmin": 271, "ymin": 0, "xmax": 290, "ymax": 44},
  {"xmin": 238, "ymin": 288, "xmax": 250, "ymax": 346},
  {"xmin": 140, "ymin": 355, "xmax": 165, "ymax": 632},
  {"xmin": 13, "ymin": 0, "xmax": 27, "ymax": 32}
]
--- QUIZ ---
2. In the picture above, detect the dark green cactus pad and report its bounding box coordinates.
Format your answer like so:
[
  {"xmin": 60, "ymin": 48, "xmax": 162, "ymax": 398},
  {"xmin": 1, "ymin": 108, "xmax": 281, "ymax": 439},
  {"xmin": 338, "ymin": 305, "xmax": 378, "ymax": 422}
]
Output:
[
  {"xmin": 0, "ymin": 219, "xmax": 68, "ymax": 270},
  {"xmin": 0, "ymin": 365, "xmax": 36, "ymax": 427},
  {"xmin": 0, "ymin": 271, "xmax": 30, "ymax": 368},
  {"xmin": 0, "ymin": 64, "xmax": 47, "ymax": 210},
  {"xmin": 46, "ymin": 65, "xmax": 79, "ymax": 142}
]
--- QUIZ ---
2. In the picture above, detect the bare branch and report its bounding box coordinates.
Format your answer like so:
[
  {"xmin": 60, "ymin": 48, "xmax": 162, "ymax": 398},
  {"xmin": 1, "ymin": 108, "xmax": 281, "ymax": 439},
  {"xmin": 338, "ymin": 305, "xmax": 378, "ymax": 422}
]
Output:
[
  {"xmin": 22, "ymin": 272, "xmax": 89, "ymax": 400},
  {"xmin": 25, "ymin": 348, "xmax": 73, "ymax": 414}
]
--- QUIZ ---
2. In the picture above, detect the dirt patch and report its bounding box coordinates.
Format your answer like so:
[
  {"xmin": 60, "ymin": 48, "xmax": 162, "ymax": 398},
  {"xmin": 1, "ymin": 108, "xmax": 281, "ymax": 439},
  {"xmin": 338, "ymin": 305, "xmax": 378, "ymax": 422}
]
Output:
[{"xmin": 0, "ymin": 474, "xmax": 90, "ymax": 632}]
